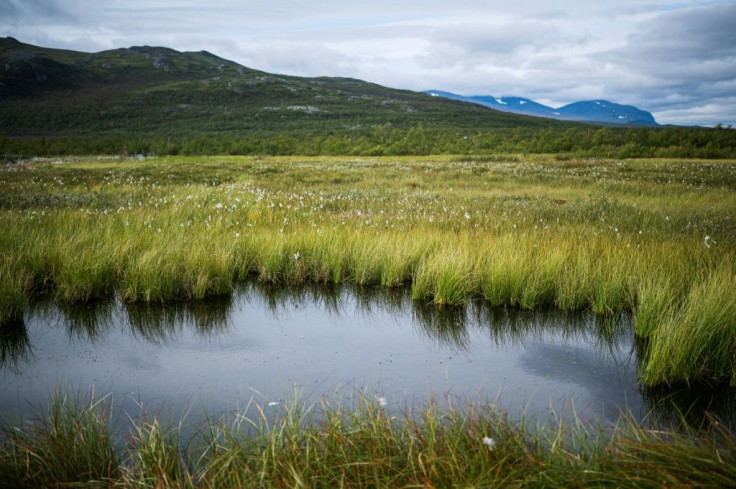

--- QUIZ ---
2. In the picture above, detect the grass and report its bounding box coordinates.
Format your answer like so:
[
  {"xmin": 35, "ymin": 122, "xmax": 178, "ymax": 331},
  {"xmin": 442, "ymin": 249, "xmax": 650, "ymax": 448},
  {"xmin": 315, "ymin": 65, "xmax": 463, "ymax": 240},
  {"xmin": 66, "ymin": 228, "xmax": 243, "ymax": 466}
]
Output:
[
  {"xmin": 0, "ymin": 155, "xmax": 734, "ymax": 387},
  {"xmin": 0, "ymin": 390, "xmax": 119, "ymax": 487},
  {"xmin": 1, "ymin": 390, "xmax": 735, "ymax": 488},
  {"xmin": 0, "ymin": 265, "xmax": 27, "ymax": 327}
]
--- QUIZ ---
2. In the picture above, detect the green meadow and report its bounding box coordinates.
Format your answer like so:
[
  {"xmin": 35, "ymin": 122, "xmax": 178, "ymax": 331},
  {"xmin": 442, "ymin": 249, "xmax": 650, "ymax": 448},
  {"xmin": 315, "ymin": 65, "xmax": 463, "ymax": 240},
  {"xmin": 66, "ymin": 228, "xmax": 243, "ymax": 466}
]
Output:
[{"xmin": 1, "ymin": 155, "xmax": 734, "ymax": 387}]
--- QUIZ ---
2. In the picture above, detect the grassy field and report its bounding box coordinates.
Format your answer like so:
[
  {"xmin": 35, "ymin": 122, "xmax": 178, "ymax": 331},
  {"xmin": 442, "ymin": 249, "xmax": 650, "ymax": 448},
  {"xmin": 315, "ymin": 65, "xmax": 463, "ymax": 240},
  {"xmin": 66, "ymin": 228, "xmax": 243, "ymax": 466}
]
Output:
[
  {"xmin": 1, "ymin": 390, "xmax": 735, "ymax": 488},
  {"xmin": 1, "ymin": 155, "xmax": 734, "ymax": 387}
]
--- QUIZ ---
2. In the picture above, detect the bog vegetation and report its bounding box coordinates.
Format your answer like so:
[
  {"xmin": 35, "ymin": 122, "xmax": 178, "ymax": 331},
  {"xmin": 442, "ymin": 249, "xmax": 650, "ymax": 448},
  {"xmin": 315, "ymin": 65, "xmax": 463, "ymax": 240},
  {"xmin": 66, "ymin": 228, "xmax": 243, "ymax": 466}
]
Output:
[
  {"xmin": 2, "ymin": 391, "xmax": 735, "ymax": 488},
  {"xmin": 1, "ymin": 155, "xmax": 734, "ymax": 388}
]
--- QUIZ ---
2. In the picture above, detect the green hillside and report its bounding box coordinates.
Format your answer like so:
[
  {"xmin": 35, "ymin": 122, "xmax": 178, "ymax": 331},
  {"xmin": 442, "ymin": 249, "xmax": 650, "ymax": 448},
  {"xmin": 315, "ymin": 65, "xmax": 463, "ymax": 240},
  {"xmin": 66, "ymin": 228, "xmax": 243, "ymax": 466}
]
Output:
[
  {"xmin": 1, "ymin": 37, "xmax": 734, "ymax": 157},
  {"xmin": 0, "ymin": 37, "xmax": 561, "ymax": 134}
]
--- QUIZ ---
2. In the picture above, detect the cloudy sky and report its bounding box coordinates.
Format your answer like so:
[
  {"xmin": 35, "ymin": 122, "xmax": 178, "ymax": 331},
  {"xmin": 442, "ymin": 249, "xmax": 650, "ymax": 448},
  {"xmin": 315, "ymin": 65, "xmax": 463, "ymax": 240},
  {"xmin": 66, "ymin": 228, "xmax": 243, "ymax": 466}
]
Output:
[{"xmin": 2, "ymin": 0, "xmax": 735, "ymax": 126}]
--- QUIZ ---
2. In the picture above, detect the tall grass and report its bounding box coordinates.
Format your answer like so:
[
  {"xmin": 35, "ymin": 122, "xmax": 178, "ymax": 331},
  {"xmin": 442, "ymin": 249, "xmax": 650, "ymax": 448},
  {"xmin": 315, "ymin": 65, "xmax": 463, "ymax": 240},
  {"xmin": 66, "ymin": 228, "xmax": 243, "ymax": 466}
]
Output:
[
  {"xmin": 0, "ymin": 264, "xmax": 27, "ymax": 326},
  {"xmin": 1, "ymin": 391, "xmax": 735, "ymax": 488},
  {"xmin": 121, "ymin": 237, "xmax": 236, "ymax": 302},
  {"xmin": 643, "ymin": 263, "xmax": 736, "ymax": 386},
  {"xmin": 480, "ymin": 234, "xmax": 567, "ymax": 308},
  {"xmin": 412, "ymin": 240, "xmax": 477, "ymax": 305},
  {"xmin": 0, "ymin": 390, "xmax": 119, "ymax": 487},
  {"xmin": 0, "ymin": 155, "xmax": 734, "ymax": 386}
]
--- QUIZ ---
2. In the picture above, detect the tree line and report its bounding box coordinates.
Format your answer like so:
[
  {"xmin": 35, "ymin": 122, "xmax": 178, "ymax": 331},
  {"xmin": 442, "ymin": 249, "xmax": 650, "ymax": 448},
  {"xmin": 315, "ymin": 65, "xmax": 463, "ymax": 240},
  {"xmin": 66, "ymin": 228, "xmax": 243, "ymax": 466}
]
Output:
[{"xmin": 2, "ymin": 124, "xmax": 735, "ymax": 159}]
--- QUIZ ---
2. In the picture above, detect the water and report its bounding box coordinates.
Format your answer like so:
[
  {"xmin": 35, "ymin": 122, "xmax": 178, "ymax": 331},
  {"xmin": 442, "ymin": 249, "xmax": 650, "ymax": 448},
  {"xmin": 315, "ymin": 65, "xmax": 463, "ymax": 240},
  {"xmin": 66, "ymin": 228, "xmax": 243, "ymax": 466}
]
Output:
[{"xmin": 1, "ymin": 284, "xmax": 732, "ymax": 428}]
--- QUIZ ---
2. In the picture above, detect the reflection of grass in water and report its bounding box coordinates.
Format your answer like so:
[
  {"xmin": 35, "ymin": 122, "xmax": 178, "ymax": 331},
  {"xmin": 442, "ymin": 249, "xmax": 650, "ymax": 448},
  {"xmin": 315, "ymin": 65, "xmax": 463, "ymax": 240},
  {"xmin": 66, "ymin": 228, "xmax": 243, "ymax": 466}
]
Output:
[
  {"xmin": 242, "ymin": 283, "xmax": 631, "ymax": 355},
  {"xmin": 412, "ymin": 301, "xmax": 471, "ymax": 349},
  {"xmin": 0, "ymin": 320, "xmax": 31, "ymax": 372},
  {"xmin": 15, "ymin": 283, "xmax": 632, "ymax": 363},
  {"xmin": 2, "ymin": 389, "xmax": 736, "ymax": 488},
  {"xmin": 32, "ymin": 297, "xmax": 234, "ymax": 345},
  {"xmin": 245, "ymin": 281, "xmax": 344, "ymax": 316},
  {"xmin": 470, "ymin": 304, "xmax": 632, "ymax": 358},
  {"xmin": 642, "ymin": 383, "xmax": 736, "ymax": 433},
  {"xmin": 125, "ymin": 297, "xmax": 233, "ymax": 343},
  {"xmin": 57, "ymin": 300, "xmax": 117, "ymax": 341},
  {"xmin": 0, "ymin": 155, "xmax": 734, "ymax": 385}
]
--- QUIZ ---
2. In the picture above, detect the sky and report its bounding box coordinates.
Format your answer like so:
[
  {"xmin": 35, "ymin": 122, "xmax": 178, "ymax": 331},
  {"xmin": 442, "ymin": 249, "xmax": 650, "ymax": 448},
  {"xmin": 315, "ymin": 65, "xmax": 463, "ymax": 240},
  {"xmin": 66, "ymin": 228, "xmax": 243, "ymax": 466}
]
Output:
[{"xmin": 2, "ymin": 0, "xmax": 735, "ymax": 126}]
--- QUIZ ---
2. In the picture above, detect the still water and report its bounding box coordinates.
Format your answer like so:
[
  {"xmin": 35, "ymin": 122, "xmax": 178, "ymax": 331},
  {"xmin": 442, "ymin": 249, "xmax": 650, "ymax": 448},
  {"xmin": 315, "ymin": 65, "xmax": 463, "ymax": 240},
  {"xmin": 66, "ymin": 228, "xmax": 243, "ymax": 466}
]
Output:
[{"xmin": 1, "ymin": 284, "xmax": 731, "ymax": 428}]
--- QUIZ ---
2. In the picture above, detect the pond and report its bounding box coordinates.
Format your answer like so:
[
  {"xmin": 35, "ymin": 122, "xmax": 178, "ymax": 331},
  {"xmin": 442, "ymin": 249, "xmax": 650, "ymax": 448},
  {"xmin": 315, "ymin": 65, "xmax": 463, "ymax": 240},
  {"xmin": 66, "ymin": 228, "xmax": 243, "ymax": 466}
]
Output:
[{"xmin": 1, "ymin": 284, "xmax": 733, "ymax": 429}]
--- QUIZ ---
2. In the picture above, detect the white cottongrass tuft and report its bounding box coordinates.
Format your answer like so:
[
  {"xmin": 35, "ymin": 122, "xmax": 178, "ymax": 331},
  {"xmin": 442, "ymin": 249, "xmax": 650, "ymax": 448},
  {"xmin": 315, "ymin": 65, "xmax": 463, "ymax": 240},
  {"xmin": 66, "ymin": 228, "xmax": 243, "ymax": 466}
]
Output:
[
  {"xmin": 377, "ymin": 396, "xmax": 388, "ymax": 408},
  {"xmin": 482, "ymin": 437, "xmax": 496, "ymax": 451}
]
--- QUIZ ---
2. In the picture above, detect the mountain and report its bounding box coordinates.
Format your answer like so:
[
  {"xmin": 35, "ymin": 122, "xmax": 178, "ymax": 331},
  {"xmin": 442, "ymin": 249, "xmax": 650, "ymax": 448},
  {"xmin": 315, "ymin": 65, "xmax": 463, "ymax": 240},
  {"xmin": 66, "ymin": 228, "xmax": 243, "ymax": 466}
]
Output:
[
  {"xmin": 557, "ymin": 100, "xmax": 657, "ymax": 125},
  {"xmin": 7, "ymin": 38, "xmax": 728, "ymax": 159},
  {"xmin": 0, "ymin": 37, "xmax": 573, "ymax": 142},
  {"xmin": 426, "ymin": 90, "xmax": 658, "ymax": 126}
]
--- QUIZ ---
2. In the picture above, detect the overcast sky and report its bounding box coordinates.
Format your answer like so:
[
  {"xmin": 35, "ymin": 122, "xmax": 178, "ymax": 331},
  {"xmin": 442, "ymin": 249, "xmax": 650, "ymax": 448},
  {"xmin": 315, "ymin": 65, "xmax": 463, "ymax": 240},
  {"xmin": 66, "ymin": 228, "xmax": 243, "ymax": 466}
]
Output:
[{"xmin": 2, "ymin": 0, "xmax": 735, "ymax": 126}]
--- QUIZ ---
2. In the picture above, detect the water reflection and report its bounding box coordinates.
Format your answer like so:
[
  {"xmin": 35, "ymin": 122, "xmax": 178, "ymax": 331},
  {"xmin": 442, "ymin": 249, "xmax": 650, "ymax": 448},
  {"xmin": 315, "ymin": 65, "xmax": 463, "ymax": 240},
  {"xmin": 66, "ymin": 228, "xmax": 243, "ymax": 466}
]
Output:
[
  {"xmin": 248, "ymin": 282, "xmax": 344, "ymax": 316},
  {"xmin": 413, "ymin": 303, "xmax": 471, "ymax": 349},
  {"xmin": 479, "ymin": 306, "xmax": 631, "ymax": 350},
  {"xmin": 0, "ymin": 320, "xmax": 31, "ymax": 373},
  {"xmin": 2, "ymin": 284, "xmax": 734, "ymax": 430},
  {"xmin": 642, "ymin": 384, "xmax": 736, "ymax": 430},
  {"xmin": 29, "ymin": 299, "xmax": 117, "ymax": 342},
  {"xmin": 245, "ymin": 284, "xmax": 632, "ymax": 356},
  {"xmin": 125, "ymin": 297, "xmax": 232, "ymax": 343},
  {"xmin": 59, "ymin": 301, "xmax": 117, "ymax": 341}
]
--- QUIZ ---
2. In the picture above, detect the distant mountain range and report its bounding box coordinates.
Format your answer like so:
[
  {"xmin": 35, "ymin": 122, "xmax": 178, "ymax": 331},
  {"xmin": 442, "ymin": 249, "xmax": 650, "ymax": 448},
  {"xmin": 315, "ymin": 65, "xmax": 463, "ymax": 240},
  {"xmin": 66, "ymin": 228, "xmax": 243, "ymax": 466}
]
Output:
[{"xmin": 426, "ymin": 90, "xmax": 658, "ymax": 126}]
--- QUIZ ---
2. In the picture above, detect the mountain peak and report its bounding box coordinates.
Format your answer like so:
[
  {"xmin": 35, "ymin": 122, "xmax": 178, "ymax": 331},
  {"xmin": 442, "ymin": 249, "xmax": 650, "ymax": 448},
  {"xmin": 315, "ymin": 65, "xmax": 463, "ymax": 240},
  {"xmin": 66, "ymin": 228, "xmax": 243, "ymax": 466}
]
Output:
[
  {"xmin": 558, "ymin": 100, "xmax": 657, "ymax": 125},
  {"xmin": 426, "ymin": 90, "xmax": 658, "ymax": 126}
]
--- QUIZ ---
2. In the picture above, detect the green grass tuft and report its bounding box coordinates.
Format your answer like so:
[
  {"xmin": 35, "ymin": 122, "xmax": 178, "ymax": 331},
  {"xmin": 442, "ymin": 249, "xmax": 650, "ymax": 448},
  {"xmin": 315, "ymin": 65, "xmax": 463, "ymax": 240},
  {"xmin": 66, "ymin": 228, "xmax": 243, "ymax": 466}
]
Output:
[{"xmin": 2, "ymin": 391, "xmax": 735, "ymax": 488}]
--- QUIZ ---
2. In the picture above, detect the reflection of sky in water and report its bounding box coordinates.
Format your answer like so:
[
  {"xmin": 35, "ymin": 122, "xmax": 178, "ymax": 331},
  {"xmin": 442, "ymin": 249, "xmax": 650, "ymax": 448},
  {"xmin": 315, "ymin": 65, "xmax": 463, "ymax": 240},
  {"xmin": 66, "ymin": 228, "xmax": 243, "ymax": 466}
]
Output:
[
  {"xmin": 518, "ymin": 340, "xmax": 639, "ymax": 416},
  {"xmin": 0, "ymin": 285, "xmax": 729, "ymax": 428}
]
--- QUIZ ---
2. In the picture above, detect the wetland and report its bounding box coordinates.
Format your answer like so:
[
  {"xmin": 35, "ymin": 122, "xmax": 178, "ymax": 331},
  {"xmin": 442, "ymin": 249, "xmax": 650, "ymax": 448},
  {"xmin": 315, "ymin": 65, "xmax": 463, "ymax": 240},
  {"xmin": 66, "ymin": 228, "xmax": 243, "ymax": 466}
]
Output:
[{"xmin": 1, "ymin": 155, "xmax": 735, "ymax": 487}]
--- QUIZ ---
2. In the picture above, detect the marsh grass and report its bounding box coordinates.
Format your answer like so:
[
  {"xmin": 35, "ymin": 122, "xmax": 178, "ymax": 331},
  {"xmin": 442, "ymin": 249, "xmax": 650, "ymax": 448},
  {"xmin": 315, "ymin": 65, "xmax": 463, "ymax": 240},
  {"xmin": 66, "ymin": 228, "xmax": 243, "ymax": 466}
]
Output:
[
  {"xmin": 0, "ymin": 265, "xmax": 27, "ymax": 327},
  {"xmin": 1, "ymin": 391, "xmax": 735, "ymax": 488},
  {"xmin": 125, "ymin": 414, "xmax": 190, "ymax": 487},
  {"xmin": 0, "ymin": 390, "xmax": 119, "ymax": 488},
  {"xmin": 590, "ymin": 414, "xmax": 736, "ymax": 488},
  {"xmin": 412, "ymin": 242, "xmax": 477, "ymax": 305},
  {"xmin": 644, "ymin": 264, "xmax": 736, "ymax": 386},
  {"xmin": 480, "ymin": 234, "xmax": 565, "ymax": 308},
  {"xmin": 121, "ymin": 238, "xmax": 235, "ymax": 302},
  {"xmin": 0, "ymin": 155, "xmax": 734, "ymax": 386}
]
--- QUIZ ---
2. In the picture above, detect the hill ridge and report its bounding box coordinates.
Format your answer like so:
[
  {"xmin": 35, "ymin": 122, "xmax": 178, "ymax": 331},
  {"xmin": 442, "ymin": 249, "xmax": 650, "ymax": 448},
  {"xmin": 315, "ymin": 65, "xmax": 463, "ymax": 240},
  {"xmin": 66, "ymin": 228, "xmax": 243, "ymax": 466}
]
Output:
[{"xmin": 0, "ymin": 37, "xmax": 576, "ymax": 138}]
